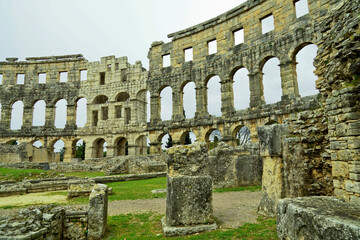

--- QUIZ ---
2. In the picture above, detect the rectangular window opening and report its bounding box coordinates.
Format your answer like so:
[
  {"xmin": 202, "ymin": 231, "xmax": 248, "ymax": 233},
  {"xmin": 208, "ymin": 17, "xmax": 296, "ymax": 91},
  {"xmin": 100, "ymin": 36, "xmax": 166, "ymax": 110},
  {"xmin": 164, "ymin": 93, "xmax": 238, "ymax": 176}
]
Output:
[
  {"xmin": 100, "ymin": 72, "xmax": 105, "ymax": 85},
  {"xmin": 234, "ymin": 28, "xmax": 244, "ymax": 45},
  {"xmin": 162, "ymin": 54, "xmax": 171, "ymax": 68},
  {"xmin": 115, "ymin": 63, "xmax": 119, "ymax": 70},
  {"xmin": 261, "ymin": 14, "xmax": 274, "ymax": 34},
  {"xmin": 184, "ymin": 48, "xmax": 193, "ymax": 62},
  {"xmin": 0, "ymin": 74, "xmax": 3, "ymax": 85},
  {"xmin": 294, "ymin": 0, "xmax": 309, "ymax": 18},
  {"xmin": 17, "ymin": 74, "xmax": 25, "ymax": 85},
  {"xmin": 125, "ymin": 108, "xmax": 131, "ymax": 124},
  {"xmin": 60, "ymin": 72, "xmax": 68, "ymax": 83},
  {"xmin": 102, "ymin": 107, "xmax": 108, "ymax": 120},
  {"xmin": 38, "ymin": 73, "xmax": 46, "ymax": 84},
  {"xmin": 80, "ymin": 70, "xmax": 87, "ymax": 81},
  {"xmin": 107, "ymin": 64, "xmax": 112, "ymax": 71},
  {"xmin": 208, "ymin": 39, "xmax": 217, "ymax": 55},
  {"xmin": 115, "ymin": 105, "xmax": 122, "ymax": 118}
]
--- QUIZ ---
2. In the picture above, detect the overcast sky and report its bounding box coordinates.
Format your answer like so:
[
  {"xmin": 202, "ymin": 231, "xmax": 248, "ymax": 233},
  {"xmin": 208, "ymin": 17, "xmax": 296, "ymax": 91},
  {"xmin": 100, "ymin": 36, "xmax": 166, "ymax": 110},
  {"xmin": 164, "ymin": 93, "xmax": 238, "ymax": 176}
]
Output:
[{"xmin": 1, "ymin": 0, "xmax": 317, "ymax": 150}]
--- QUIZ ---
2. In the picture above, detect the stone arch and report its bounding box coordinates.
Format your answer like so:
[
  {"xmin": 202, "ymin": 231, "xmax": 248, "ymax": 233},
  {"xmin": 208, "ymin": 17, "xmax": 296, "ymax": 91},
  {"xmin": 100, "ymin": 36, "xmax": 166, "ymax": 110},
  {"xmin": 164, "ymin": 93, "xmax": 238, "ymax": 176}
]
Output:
[
  {"xmin": 159, "ymin": 86, "xmax": 173, "ymax": 121},
  {"xmin": 206, "ymin": 75, "xmax": 222, "ymax": 117},
  {"xmin": 92, "ymin": 138, "xmax": 107, "ymax": 158},
  {"xmin": 232, "ymin": 125, "xmax": 251, "ymax": 146},
  {"xmin": 54, "ymin": 99, "xmax": 67, "ymax": 129},
  {"xmin": 32, "ymin": 100, "xmax": 46, "ymax": 126},
  {"xmin": 180, "ymin": 130, "xmax": 197, "ymax": 145},
  {"xmin": 7, "ymin": 139, "xmax": 19, "ymax": 145},
  {"xmin": 230, "ymin": 66, "xmax": 250, "ymax": 110},
  {"xmin": 116, "ymin": 92, "xmax": 130, "ymax": 102},
  {"xmin": 181, "ymin": 81, "xmax": 196, "ymax": 119},
  {"xmin": 93, "ymin": 95, "xmax": 108, "ymax": 104},
  {"xmin": 260, "ymin": 56, "xmax": 282, "ymax": 104},
  {"xmin": 32, "ymin": 140, "xmax": 43, "ymax": 148},
  {"xmin": 291, "ymin": 42, "xmax": 319, "ymax": 97},
  {"xmin": 50, "ymin": 139, "xmax": 65, "ymax": 162},
  {"xmin": 114, "ymin": 137, "xmax": 128, "ymax": 156},
  {"xmin": 10, "ymin": 100, "xmax": 24, "ymax": 130},
  {"xmin": 76, "ymin": 98, "xmax": 87, "ymax": 127},
  {"xmin": 205, "ymin": 128, "xmax": 223, "ymax": 143},
  {"xmin": 72, "ymin": 139, "xmax": 86, "ymax": 159},
  {"xmin": 135, "ymin": 135, "xmax": 149, "ymax": 155}
]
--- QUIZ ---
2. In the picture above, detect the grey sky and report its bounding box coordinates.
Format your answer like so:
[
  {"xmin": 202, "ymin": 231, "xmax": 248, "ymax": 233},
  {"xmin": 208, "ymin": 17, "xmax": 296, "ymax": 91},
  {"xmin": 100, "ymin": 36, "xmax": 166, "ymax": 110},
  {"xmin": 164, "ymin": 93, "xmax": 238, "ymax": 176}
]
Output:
[{"xmin": 1, "ymin": 0, "xmax": 317, "ymax": 150}]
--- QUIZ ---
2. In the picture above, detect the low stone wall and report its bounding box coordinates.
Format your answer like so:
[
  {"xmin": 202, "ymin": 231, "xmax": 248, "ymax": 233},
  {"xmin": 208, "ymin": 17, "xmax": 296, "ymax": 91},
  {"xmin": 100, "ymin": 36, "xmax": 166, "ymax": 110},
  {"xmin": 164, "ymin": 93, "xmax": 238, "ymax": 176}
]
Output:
[
  {"xmin": 277, "ymin": 197, "xmax": 360, "ymax": 240},
  {"xmin": 0, "ymin": 184, "xmax": 108, "ymax": 240},
  {"xmin": 48, "ymin": 154, "xmax": 166, "ymax": 174},
  {"xmin": 208, "ymin": 142, "xmax": 262, "ymax": 188},
  {"xmin": 0, "ymin": 172, "xmax": 165, "ymax": 197}
]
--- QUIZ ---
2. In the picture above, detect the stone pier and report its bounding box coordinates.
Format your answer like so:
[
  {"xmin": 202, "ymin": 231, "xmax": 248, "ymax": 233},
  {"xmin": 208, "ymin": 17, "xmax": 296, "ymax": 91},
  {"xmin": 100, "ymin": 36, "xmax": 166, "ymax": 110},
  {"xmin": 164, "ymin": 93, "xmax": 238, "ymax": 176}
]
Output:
[{"xmin": 162, "ymin": 142, "xmax": 217, "ymax": 236}]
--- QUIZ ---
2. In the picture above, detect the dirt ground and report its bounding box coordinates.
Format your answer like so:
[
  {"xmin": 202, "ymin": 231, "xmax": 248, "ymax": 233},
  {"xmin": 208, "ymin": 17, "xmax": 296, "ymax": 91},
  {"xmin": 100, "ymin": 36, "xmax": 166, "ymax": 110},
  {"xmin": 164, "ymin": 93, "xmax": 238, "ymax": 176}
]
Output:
[{"xmin": 0, "ymin": 191, "xmax": 261, "ymax": 228}]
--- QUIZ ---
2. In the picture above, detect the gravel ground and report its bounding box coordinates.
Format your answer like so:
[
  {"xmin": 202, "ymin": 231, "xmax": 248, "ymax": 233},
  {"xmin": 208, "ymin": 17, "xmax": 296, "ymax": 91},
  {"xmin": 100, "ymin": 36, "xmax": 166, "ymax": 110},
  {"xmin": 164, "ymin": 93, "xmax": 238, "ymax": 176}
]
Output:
[
  {"xmin": 107, "ymin": 191, "xmax": 262, "ymax": 228},
  {"xmin": 0, "ymin": 191, "xmax": 262, "ymax": 228}
]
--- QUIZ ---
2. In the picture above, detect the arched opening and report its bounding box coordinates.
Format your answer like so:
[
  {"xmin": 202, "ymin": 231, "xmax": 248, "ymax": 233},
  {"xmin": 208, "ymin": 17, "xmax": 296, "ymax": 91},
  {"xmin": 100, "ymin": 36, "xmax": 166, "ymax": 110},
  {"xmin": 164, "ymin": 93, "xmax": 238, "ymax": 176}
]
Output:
[
  {"xmin": 73, "ymin": 139, "xmax": 86, "ymax": 160},
  {"xmin": 135, "ymin": 135, "xmax": 150, "ymax": 155},
  {"xmin": 93, "ymin": 95, "xmax": 108, "ymax": 104},
  {"xmin": 115, "ymin": 137, "xmax": 128, "ymax": 156},
  {"xmin": 53, "ymin": 139, "xmax": 65, "ymax": 162},
  {"xmin": 207, "ymin": 76, "xmax": 221, "ymax": 117},
  {"xmin": 136, "ymin": 90, "xmax": 148, "ymax": 123},
  {"xmin": 116, "ymin": 92, "xmax": 130, "ymax": 102},
  {"xmin": 10, "ymin": 101, "xmax": 24, "ymax": 130},
  {"xmin": 262, "ymin": 57, "xmax": 282, "ymax": 104},
  {"xmin": 182, "ymin": 82, "xmax": 196, "ymax": 119},
  {"xmin": 54, "ymin": 99, "xmax": 67, "ymax": 129},
  {"xmin": 92, "ymin": 138, "xmax": 107, "ymax": 158},
  {"xmin": 32, "ymin": 100, "xmax": 46, "ymax": 126},
  {"xmin": 7, "ymin": 140, "xmax": 19, "ymax": 145},
  {"xmin": 206, "ymin": 129, "xmax": 223, "ymax": 149},
  {"xmin": 233, "ymin": 126, "xmax": 251, "ymax": 146},
  {"xmin": 32, "ymin": 140, "xmax": 43, "ymax": 148},
  {"xmin": 160, "ymin": 86, "xmax": 172, "ymax": 121},
  {"xmin": 232, "ymin": 68, "xmax": 250, "ymax": 110},
  {"xmin": 161, "ymin": 133, "xmax": 173, "ymax": 150},
  {"xmin": 181, "ymin": 131, "xmax": 197, "ymax": 145},
  {"xmin": 76, "ymin": 98, "xmax": 87, "ymax": 127},
  {"xmin": 294, "ymin": 44, "xmax": 318, "ymax": 97}
]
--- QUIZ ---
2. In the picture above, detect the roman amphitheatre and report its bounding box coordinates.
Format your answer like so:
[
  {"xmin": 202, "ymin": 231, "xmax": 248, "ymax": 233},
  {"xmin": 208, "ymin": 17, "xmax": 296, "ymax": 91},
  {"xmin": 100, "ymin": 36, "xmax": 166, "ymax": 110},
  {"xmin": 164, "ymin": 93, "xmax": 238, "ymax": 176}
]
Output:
[{"xmin": 0, "ymin": 0, "xmax": 359, "ymax": 239}]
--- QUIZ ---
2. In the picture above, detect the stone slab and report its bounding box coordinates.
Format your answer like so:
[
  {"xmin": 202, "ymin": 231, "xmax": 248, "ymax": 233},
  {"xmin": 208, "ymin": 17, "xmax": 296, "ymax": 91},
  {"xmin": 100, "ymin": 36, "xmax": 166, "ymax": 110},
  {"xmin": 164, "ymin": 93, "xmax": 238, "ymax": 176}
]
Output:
[{"xmin": 161, "ymin": 217, "xmax": 217, "ymax": 237}]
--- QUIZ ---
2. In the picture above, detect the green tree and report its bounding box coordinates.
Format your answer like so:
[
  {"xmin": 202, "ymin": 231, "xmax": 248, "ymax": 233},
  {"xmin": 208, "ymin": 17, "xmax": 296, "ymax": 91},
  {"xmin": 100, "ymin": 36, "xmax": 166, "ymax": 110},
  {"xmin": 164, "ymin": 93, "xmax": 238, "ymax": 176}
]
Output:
[
  {"xmin": 60, "ymin": 147, "xmax": 65, "ymax": 162},
  {"xmin": 75, "ymin": 142, "xmax": 86, "ymax": 160},
  {"xmin": 165, "ymin": 135, "xmax": 173, "ymax": 148}
]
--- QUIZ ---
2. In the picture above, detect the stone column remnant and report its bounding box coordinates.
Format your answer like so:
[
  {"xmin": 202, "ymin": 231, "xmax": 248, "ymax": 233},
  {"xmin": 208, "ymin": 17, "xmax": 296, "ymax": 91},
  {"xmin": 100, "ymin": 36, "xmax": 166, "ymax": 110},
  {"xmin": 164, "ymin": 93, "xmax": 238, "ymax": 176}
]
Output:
[
  {"xmin": 88, "ymin": 184, "xmax": 108, "ymax": 240},
  {"xmin": 162, "ymin": 142, "xmax": 217, "ymax": 237}
]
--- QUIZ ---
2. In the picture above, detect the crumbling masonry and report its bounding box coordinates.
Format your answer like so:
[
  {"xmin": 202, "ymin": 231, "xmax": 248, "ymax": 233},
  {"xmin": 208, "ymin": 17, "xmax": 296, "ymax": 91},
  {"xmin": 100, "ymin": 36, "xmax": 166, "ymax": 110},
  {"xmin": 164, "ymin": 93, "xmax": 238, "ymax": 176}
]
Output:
[{"xmin": 0, "ymin": 0, "xmax": 359, "ymax": 209}]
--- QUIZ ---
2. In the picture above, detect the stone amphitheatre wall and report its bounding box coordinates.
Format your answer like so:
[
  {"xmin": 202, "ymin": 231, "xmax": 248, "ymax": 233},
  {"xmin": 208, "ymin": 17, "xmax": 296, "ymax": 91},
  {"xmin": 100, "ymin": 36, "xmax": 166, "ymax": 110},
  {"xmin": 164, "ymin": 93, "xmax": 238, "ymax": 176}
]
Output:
[{"xmin": 0, "ymin": 0, "xmax": 359, "ymax": 205}]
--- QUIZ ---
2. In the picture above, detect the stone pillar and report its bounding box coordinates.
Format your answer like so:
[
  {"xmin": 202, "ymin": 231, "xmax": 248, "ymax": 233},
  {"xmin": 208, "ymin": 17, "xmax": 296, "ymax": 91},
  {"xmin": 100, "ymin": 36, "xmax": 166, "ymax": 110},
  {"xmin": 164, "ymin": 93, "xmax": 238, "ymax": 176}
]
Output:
[
  {"xmin": 127, "ymin": 143, "xmax": 136, "ymax": 156},
  {"xmin": 220, "ymin": 78, "xmax": 235, "ymax": 116},
  {"xmin": 195, "ymin": 85, "xmax": 209, "ymax": 119},
  {"xmin": 88, "ymin": 184, "xmax": 108, "ymax": 240},
  {"xmin": 0, "ymin": 106, "xmax": 11, "ymax": 130},
  {"xmin": 248, "ymin": 71, "xmax": 265, "ymax": 108},
  {"xmin": 66, "ymin": 103, "xmax": 76, "ymax": 129},
  {"xmin": 257, "ymin": 124, "xmax": 288, "ymax": 217},
  {"xmin": 22, "ymin": 105, "xmax": 33, "ymax": 129},
  {"xmin": 149, "ymin": 142, "xmax": 161, "ymax": 154},
  {"xmin": 279, "ymin": 59, "xmax": 299, "ymax": 101},
  {"xmin": 63, "ymin": 140, "xmax": 73, "ymax": 162},
  {"xmin": 45, "ymin": 105, "xmax": 55, "ymax": 128},
  {"xmin": 172, "ymin": 89, "xmax": 184, "ymax": 121},
  {"xmin": 150, "ymin": 94, "xmax": 161, "ymax": 124},
  {"xmin": 162, "ymin": 142, "xmax": 217, "ymax": 236},
  {"xmin": 106, "ymin": 145, "xmax": 116, "ymax": 157}
]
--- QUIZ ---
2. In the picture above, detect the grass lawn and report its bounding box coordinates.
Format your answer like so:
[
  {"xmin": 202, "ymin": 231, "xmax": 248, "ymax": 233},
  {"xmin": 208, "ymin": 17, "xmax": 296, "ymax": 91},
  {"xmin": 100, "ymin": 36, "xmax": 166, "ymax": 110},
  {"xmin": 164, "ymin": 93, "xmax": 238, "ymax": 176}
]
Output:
[
  {"xmin": 105, "ymin": 213, "xmax": 277, "ymax": 240},
  {"xmin": 0, "ymin": 167, "xmax": 53, "ymax": 181}
]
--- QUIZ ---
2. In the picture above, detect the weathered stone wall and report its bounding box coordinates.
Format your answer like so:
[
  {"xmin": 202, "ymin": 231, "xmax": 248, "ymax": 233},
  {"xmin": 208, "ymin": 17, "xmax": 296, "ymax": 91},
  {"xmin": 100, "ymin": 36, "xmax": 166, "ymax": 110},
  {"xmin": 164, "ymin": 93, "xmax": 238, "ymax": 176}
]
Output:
[
  {"xmin": 0, "ymin": 184, "xmax": 108, "ymax": 240},
  {"xmin": 208, "ymin": 142, "xmax": 262, "ymax": 188},
  {"xmin": 0, "ymin": 143, "xmax": 55, "ymax": 163}
]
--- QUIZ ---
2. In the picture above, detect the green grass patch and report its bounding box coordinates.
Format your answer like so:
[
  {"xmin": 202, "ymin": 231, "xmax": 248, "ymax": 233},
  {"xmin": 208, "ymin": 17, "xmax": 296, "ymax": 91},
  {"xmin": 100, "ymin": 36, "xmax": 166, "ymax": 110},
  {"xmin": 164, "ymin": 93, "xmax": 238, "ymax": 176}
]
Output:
[
  {"xmin": 105, "ymin": 213, "xmax": 277, "ymax": 240},
  {"xmin": 0, "ymin": 167, "xmax": 54, "ymax": 181},
  {"xmin": 214, "ymin": 185, "xmax": 261, "ymax": 193},
  {"xmin": 61, "ymin": 172, "xmax": 106, "ymax": 178}
]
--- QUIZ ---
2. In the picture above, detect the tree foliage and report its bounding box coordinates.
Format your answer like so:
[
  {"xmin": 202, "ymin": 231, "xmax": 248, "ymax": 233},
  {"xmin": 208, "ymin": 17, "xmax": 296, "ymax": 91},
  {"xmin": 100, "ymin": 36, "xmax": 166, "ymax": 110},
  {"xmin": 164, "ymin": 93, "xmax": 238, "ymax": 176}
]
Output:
[
  {"xmin": 165, "ymin": 135, "xmax": 173, "ymax": 148},
  {"xmin": 236, "ymin": 126, "xmax": 251, "ymax": 145},
  {"xmin": 75, "ymin": 141, "xmax": 86, "ymax": 160}
]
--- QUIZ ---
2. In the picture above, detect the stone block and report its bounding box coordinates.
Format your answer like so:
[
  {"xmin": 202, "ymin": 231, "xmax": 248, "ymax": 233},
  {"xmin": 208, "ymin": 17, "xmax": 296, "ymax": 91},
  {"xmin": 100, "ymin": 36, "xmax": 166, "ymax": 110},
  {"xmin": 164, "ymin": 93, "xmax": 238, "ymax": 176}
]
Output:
[
  {"xmin": 277, "ymin": 197, "xmax": 360, "ymax": 240},
  {"xmin": 332, "ymin": 161, "xmax": 349, "ymax": 178},
  {"xmin": 258, "ymin": 124, "xmax": 289, "ymax": 157},
  {"xmin": 88, "ymin": 184, "xmax": 108, "ymax": 240}
]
